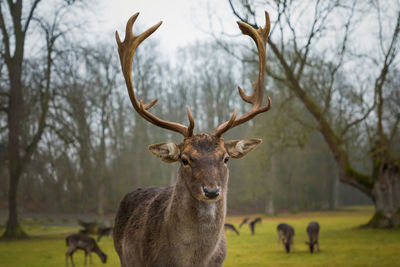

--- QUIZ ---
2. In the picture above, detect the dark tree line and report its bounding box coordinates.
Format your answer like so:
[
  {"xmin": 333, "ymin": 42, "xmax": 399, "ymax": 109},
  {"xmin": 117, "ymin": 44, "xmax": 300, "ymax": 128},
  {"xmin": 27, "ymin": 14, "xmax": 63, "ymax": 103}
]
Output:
[{"xmin": 0, "ymin": 0, "xmax": 385, "ymax": 240}]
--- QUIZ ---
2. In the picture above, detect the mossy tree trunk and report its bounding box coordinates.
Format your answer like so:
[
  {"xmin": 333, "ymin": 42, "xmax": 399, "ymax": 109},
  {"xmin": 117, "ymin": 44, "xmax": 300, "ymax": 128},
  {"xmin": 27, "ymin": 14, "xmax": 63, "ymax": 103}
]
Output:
[{"xmin": 367, "ymin": 159, "xmax": 400, "ymax": 228}]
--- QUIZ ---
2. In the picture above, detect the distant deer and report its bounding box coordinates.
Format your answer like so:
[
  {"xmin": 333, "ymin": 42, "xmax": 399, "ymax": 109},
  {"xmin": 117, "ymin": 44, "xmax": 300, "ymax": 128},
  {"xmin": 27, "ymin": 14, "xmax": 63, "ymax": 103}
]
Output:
[
  {"xmin": 239, "ymin": 217, "xmax": 250, "ymax": 228},
  {"xmin": 77, "ymin": 219, "xmax": 99, "ymax": 234},
  {"xmin": 224, "ymin": 223, "xmax": 240, "ymax": 235},
  {"xmin": 277, "ymin": 223, "xmax": 295, "ymax": 253},
  {"xmin": 65, "ymin": 233, "xmax": 107, "ymax": 267},
  {"xmin": 113, "ymin": 11, "xmax": 272, "ymax": 267},
  {"xmin": 97, "ymin": 227, "xmax": 113, "ymax": 242},
  {"xmin": 306, "ymin": 221, "xmax": 320, "ymax": 253},
  {"xmin": 249, "ymin": 217, "xmax": 262, "ymax": 235}
]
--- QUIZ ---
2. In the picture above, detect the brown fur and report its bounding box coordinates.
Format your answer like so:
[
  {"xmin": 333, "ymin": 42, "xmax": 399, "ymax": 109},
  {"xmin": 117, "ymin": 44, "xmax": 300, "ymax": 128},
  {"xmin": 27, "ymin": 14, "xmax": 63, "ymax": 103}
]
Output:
[
  {"xmin": 114, "ymin": 134, "xmax": 233, "ymax": 267},
  {"xmin": 239, "ymin": 217, "xmax": 250, "ymax": 228},
  {"xmin": 114, "ymin": 11, "xmax": 269, "ymax": 267},
  {"xmin": 249, "ymin": 217, "xmax": 262, "ymax": 235},
  {"xmin": 65, "ymin": 233, "xmax": 107, "ymax": 267},
  {"xmin": 224, "ymin": 223, "xmax": 240, "ymax": 235},
  {"xmin": 306, "ymin": 221, "xmax": 320, "ymax": 253},
  {"xmin": 277, "ymin": 223, "xmax": 295, "ymax": 253}
]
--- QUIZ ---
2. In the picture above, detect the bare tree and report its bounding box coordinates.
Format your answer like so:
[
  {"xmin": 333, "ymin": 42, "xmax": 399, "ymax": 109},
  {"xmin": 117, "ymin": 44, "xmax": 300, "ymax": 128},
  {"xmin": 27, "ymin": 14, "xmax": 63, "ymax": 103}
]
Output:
[
  {"xmin": 227, "ymin": 0, "xmax": 400, "ymax": 227},
  {"xmin": 83, "ymin": 43, "xmax": 120, "ymax": 215},
  {"xmin": 0, "ymin": 0, "xmax": 82, "ymax": 238}
]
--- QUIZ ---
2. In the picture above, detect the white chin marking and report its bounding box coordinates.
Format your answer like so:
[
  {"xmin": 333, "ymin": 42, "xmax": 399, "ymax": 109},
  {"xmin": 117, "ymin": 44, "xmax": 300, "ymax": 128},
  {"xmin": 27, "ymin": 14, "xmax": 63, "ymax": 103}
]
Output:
[{"xmin": 201, "ymin": 202, "xmax": 216, "ymax": 219}]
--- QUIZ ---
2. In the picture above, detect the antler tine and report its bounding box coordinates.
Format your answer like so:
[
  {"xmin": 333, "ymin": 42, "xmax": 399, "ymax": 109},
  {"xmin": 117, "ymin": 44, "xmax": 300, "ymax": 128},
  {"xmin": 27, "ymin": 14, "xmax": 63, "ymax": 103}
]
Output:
[
  {"xmin": 214, "ymin": 11, "xmax": 272, "ymax": 137},
  {"xmin": 116, "ymin": 13, "xmax": 195, "ymax": 137}
]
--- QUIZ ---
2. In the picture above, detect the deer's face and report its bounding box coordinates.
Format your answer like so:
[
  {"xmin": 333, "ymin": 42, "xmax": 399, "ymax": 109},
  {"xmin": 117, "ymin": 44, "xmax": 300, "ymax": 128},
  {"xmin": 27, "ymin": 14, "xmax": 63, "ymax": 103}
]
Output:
[
  {"xmin": 179, "ymin": 134, "xmax": 228, "ymax": 202},
  {"xmin": 149, "ymin": 133, "xmax": 261, "ymax": 203},
  {"xmin": 100, "ymin": 253, "xmax": 107, "ymax": 263}
]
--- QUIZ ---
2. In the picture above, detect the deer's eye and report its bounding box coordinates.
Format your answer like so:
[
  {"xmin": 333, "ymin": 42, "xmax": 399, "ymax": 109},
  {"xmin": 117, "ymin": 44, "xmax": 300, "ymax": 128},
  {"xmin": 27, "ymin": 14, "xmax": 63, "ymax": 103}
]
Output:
[
  {"xmin": 224, "ymin": 156, "xmax": 230, "ymax": 164},
  {"xmin": 181, "ymin": 157, "xmax": 189, "ymax": 166}
]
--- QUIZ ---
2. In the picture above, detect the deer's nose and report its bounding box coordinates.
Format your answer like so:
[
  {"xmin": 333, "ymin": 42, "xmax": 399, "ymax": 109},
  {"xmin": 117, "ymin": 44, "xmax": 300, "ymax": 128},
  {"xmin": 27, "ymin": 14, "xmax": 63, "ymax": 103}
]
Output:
[{"xmin": 202, "ymin": 186, "xmax": 220, "ymax": 199}]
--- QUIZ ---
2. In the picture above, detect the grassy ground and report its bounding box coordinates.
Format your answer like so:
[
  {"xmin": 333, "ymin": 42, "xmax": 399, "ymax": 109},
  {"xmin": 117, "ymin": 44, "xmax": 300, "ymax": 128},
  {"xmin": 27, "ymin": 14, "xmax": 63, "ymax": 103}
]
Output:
[{"xmin": 0, "ymin": 206, "xmax": 399, "ymax": 266}]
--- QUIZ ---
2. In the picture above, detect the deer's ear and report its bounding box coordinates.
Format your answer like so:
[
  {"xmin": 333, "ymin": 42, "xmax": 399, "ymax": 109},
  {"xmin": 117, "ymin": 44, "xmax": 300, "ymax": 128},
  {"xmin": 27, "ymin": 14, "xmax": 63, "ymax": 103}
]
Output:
[
  {"xmin": 149, "ymin": 142, "xmax": 180, "ymax": 163},
  {"xmin": 224, "ymin": 139, "xmax": 262, "ymax": 159}
]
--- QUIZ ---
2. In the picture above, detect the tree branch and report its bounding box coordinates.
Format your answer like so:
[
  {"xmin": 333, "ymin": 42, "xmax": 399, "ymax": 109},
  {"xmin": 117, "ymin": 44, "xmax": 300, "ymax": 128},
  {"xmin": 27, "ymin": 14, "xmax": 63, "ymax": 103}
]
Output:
[
  {"xmin": 0, "ymin": 4, "xmax": 11, "ymax": 62},
  {"xmin": 23, "ymin": 0, "xmax": 41, "ymax": 33},
  {"xmin": 389, "ymin": 113, "xmax": 400, "ymax": 143},
  {"xmin": 228, "ymin": 0, "xmax": 374, "ymax": 194},
  {"xmin": 268, "ymin": 38, "xmax": 373, "ymax": 192},
  {"xmin": 375, "ymin": 9, "xmax": 400, "ymax": 144},
  {"xmin": 228, "ymin": 0, "xmax": 257, "ymax": 28},
  {"xmin": 341, "ymin": 101, "xmax": 376, "ymax": 136},
  {"xmin": 0, "ymin": 91, "xmax": 10, "ymax": 97}
]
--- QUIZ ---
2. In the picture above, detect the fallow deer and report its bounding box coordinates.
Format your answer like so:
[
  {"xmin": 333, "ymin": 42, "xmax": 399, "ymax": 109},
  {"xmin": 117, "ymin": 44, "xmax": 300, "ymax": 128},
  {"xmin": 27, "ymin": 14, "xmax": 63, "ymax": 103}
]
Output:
[
  {"xmin": 65, "ymin": 233, "xmax": 107, "ymax": 267},
  {"xmin": 249, "ymin": 217, "xmax": 262, "ymax": 235},
  {"xmin": 239, "ymin": 217, "xmax": 250, "ymax": 228},
  {"xmin": 113, "ymin": 11, "xmax": 271, "ymax": 267},
  {"xmin": 224, "ymin": 223, "xmax": 240, "ymax": 235},
  {"xmin": 306, "ymin": 221, "xmax": 320, "ymax": 253},
  {"xmin": 277, "ymin": 223, "xmax": 295, "ymax": 253}
]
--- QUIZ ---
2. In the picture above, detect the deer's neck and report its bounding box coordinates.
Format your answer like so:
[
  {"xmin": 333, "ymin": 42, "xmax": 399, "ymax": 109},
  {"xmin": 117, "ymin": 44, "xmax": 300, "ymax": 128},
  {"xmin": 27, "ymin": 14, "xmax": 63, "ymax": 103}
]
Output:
[{"xmin": 93, "ymin": 245, "xmax": 103, "ymax": 256}]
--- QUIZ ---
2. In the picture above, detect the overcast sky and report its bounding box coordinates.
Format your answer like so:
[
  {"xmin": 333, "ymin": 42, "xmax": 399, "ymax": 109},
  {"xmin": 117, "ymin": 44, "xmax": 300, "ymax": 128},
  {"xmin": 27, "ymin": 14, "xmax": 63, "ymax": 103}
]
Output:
[{"xmin": 93, "ymin": 0, "xmax": 239, "ymax": 53}]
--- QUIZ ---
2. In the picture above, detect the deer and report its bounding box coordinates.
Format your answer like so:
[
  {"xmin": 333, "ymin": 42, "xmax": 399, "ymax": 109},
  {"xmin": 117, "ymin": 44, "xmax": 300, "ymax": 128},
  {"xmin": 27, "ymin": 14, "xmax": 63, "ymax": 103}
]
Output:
[
  {"xmin": 306, "ymin": 221, "xmax": 320, "ymax": 253},
  {"xmin": 113, "ymin": 11, "xmax": 271, "ymax": 267},
  {"xmin": 277, "ymin": 223, "xmax": 295, "ymax": 253},
  {"xmin": 65, "ymin": 233, "xmax": 107, "ymax": 267},
  {"xmin": 249, "ymin": 217, "xmax": 262, "ymax": 235},
  {"xmin": 239, "ymin": 217, "xmax": 250, "ymax": 228},
  {"xmin": 224, "ymin": 223, "xmax": 240, "ymax": 235}
]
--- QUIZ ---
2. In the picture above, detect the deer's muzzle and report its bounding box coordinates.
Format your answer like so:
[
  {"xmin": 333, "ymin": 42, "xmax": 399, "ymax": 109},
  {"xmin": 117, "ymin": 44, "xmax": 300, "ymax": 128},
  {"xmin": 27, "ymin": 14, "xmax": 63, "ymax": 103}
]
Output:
[{"xmin": 202, "ymin": 186, "xmax": 220, "ymax": 199}]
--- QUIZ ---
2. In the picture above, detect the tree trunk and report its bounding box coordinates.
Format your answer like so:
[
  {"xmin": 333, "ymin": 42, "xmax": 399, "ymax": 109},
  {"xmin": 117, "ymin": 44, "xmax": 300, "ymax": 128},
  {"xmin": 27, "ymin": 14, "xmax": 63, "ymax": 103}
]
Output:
[
  {"xmin": 2, "ymin": 174, "xmax": 27, "ymax": 239},
  {"xmin": 367, "ymin": 167, "xmax": 400, "ymax": 228},
  {"xmin": 333, "ymin": 174, "xmax": 340, "ymax": 209},
  {"xmin": 97, "ymin": 184, "xmax": 105, "ymax": 216},
  {"xmin": 328, "ymin": 173, "xmax": 339, "ymax": 210},
  {"xmin": 2, "ymin": 59, "xmax": 28, "ymax": 239},
  {"xmin": 265, "ymin": 156, "xmax": 276, "ymax": 215},
  {"xmin": 265, "ymin": 194, "xmax": 275, "ymax": 216}
]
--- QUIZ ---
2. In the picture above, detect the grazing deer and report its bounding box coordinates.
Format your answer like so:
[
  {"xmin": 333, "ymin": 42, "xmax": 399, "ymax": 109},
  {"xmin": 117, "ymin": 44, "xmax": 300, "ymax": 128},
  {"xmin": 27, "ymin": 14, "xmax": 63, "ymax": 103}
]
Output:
[
  {"xmin": 113, "ymin": 11, "xmax": 271, "ymax": 267},
  {"xmin": 277, "ymin": 223, "xmax": 295, "ymax": 253},
  {"xmin": 65, "ymin": 233, "xmax": 107, "ymax": 267},
  {"xmin": 239, "ymin": 217, "xmax": 250, "ymax": 228},
  {"xmin": 306, "ymin": 221, "xmax": 320, "ymax": 253},
  {"xmin": 224, "ymin": 223, "xmax": 240, "ymax": 235},
  {"xmin": 249, "ymin": 217, "xmax": 262, "ymax": 235}
]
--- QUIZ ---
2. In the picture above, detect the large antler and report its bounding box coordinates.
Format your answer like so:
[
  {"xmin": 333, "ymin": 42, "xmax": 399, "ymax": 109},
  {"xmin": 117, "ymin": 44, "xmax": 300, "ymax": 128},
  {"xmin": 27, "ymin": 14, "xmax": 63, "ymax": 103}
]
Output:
[
  {"xmin": 214, "ymin": 11, "xmax": 272, "ymax": 137},
  {"xmin": 116, "ymin": 13, "xmax": 194, "ymax": 137}
]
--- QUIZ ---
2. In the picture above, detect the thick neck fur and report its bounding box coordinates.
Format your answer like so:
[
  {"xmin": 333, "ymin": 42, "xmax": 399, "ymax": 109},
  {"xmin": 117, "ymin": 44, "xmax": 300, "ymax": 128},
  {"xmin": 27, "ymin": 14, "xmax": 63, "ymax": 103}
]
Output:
[{"xmin": 163, "ymin": 168, "xmax": 226, "ymax": 265}]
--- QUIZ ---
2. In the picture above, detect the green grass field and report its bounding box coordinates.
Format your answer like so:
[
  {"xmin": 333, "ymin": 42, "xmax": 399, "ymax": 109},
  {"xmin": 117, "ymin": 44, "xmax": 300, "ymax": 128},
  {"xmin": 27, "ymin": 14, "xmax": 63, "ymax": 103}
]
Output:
[{"xmin": 1, "ymin": 206, "xmax": 399, "ymax": 266}]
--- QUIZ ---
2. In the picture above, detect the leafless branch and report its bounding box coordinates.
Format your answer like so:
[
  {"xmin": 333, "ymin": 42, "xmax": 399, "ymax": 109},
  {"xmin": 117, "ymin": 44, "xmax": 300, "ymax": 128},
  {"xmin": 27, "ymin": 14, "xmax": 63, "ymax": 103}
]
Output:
[
  {"xmin": 340, "ymin": 102, "xmax": 376, "ymax": 136},
  {"xmin": 0, "ymin": 4, "xmax": 11, "ymax": 61},
  {"xmin": 375, "ymin": 9, "xmax": 400, "ymax": 142},
  {"xmin": 23, "ymin": 0, "xmax": 41, "ymax": 33},
  {"xmin": 389, "ymin": 113, "xmax": 400, "ymax": 142}
]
